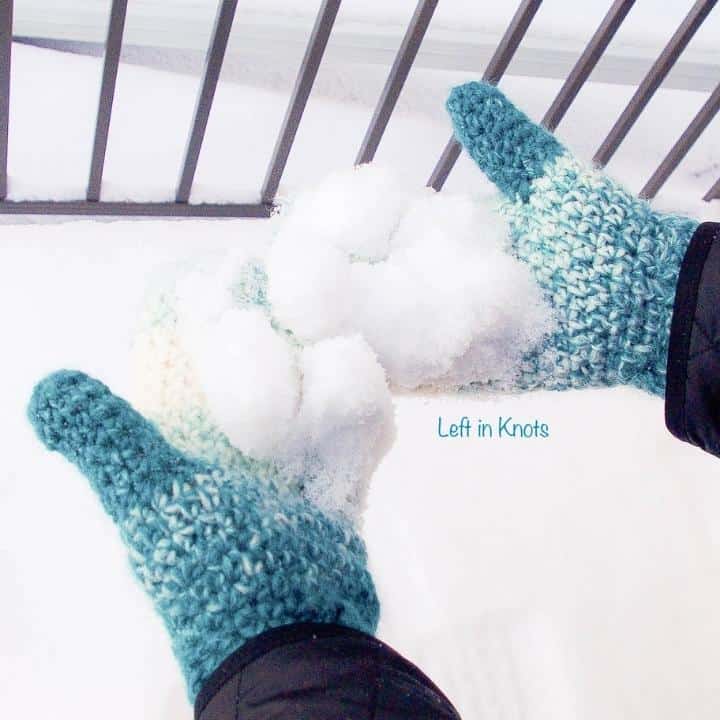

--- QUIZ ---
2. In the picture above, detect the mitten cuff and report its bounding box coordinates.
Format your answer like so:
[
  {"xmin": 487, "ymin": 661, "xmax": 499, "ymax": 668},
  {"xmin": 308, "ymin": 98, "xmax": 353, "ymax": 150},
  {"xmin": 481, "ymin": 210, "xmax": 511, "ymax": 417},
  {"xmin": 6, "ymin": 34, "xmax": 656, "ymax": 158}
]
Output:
[
  {"xmin": 666, "ymin": 221, "xmax": 720, "ymax": 457},
  {"xmin": 194, "ymin": 622, "xmax": 460, "ymax": 720}
]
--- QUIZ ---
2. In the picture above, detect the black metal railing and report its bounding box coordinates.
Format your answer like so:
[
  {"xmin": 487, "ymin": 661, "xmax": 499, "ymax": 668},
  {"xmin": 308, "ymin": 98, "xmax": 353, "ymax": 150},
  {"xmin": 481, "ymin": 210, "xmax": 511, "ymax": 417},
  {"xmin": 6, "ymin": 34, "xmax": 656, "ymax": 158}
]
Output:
[{"xmin": 0, "ymin": 0, "xmax": 718, "ymax": 216}]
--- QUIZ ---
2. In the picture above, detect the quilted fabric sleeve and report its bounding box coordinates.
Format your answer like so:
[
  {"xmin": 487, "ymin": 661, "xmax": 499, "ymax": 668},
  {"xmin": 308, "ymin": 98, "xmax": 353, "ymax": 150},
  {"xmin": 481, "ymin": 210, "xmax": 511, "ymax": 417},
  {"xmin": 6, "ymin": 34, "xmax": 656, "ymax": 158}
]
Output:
[
  {"xmin": 194, "ymin": 622, "xmax": 461, "ymax": 720},
  {"xmin": 666, "ymin": 222, "xmax": 720, "ymax": 457}
]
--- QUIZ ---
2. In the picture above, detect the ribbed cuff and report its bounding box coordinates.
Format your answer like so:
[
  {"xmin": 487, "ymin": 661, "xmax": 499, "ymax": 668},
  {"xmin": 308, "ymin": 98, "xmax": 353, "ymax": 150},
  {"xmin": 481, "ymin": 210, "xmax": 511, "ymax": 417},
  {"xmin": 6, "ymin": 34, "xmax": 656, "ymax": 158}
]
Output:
[{"xmin": 666, "ymin": 221, "xmax": 720, "ymax": 457}]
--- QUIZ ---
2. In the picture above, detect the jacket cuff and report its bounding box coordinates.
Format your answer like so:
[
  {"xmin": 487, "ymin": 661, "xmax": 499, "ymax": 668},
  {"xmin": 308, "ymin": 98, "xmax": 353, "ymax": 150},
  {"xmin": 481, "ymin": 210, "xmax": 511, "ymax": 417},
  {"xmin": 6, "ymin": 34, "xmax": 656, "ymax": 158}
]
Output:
[
  {"xmin": 194, "ymin": 622, "xmax": 460, "ymax": 720},
  {"xmin": 666, "ymin": 221, "xmax": 720, "ymax": 456}
]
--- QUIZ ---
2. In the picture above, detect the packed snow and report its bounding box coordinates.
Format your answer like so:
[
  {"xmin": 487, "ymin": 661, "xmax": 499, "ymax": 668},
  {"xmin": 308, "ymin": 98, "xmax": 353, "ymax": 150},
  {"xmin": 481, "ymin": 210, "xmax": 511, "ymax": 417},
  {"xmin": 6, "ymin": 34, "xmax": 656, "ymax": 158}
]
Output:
[
  {"xmin": 268, "ymin": 164, "xmax": 552, "ymax": 389},
  {"xmin": 136, "ymin": 247, "xmax": 397, "ymax": 522},
  {"xmin": 133, "ymin": 162, "xmax": 550, "ymax": 524},
  {"xmin": 1, "ymin": 36, "xmax": 720, "ymax": 720}
]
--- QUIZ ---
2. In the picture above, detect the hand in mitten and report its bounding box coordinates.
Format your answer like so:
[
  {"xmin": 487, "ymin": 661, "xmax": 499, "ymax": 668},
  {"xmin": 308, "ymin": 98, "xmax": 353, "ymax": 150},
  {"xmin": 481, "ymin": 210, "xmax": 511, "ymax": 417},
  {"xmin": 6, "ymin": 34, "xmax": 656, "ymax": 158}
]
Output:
[
  {"xmin": 132, "ymin": 246, "xmax": 394, "ymax": 523},
  {"xmin": 27, "ymin": 369, "xmax": 380, "ymax": 701},
  {"xmin": 446, "ymin": 81, "xmax": 700, "ymax": 396}
]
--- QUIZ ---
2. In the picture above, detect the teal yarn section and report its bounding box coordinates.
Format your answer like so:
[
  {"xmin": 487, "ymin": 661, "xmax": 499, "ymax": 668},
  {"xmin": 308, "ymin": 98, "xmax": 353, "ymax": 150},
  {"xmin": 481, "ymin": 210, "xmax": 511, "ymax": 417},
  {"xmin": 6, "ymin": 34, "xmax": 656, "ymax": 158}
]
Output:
[
  {"xmin": 29, "ymin": 369, "xmax": 199, "ymax": 521},
  {"xmin": 446, "ymin": 81, "xmax": 563, "ymax": 203},
  {"xmin": 447, "ymin": 81, "xmax": 698, "ymax": 396},
  {"xmin": 28, "ymin": 370, "xmax": 379, "ymax": 699}
]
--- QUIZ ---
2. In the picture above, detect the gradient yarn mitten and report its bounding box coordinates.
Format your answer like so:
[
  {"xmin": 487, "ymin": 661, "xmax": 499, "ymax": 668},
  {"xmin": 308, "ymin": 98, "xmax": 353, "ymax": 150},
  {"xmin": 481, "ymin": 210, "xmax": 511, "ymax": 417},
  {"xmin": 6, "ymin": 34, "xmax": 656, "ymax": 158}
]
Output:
[
  {"xmin": 27, "ymin": 370, "xmax": 379, "ymax": 700},
  {"xmin": 446, "ymin": 81, "xmax": 699, "ymax": 396},
  {"xmin": 132, "ymin": 247, "xmax": 394, "ymax": 524}
]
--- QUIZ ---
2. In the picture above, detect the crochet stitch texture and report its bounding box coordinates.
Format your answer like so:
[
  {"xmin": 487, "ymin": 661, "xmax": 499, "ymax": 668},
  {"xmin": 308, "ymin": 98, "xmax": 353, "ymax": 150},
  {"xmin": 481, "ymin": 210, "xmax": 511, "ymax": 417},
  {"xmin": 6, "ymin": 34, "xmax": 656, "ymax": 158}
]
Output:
[
  {"xmin": 447, "ymin": 81, "xmax": 699, "ymax": 395},
  {"xmin": 28, "ymin": 370, "xmax": 379, "ymax": 699}
]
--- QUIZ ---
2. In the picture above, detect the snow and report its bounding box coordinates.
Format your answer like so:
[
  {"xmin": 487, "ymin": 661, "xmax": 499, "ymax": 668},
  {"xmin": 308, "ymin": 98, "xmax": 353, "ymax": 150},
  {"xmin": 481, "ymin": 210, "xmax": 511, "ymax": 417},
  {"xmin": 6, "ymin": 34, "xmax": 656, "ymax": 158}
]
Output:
[
  {"xmin": 14, "ymin": 0, "xmax": 720, "ymax": 63},
  {"xmin": 137, "ymin": 162, "xmax": 549, "ymax": 521},
  {"xmin": 268, "ymin": 165, "xmax": 552, "ymax": 389},
  {"xmin": 1, "ymin": 40, "xmax": 720, "ymax": 720},
  {"xmin": 189, "ymin": 306, "xmax": 300, "ymax": 458},
  {"xmin": 286, "ymin": 334, "xmax": 395, "ymax": 520},
  {"xmin": 133, "ymin": 233, "xmax": 395, "ymax": 523}
]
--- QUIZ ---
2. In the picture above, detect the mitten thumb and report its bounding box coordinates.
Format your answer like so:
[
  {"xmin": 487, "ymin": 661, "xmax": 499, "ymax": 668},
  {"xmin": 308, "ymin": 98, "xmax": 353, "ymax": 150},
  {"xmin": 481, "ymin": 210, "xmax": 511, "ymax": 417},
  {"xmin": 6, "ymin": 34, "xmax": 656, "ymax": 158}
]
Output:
[
  {"xmin": 28, "ymin": 370, "xmax": 199, "ymax": 521},
  {"xmin": 446, "ymin": 81, "xmax": 564, "ymax": 203}
]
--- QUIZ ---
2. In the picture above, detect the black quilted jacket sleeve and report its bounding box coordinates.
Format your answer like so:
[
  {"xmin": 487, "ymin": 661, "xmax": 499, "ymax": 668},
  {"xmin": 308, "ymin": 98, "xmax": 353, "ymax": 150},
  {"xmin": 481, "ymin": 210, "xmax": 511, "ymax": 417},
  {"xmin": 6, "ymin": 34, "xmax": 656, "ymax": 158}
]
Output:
[
  {"xmin": 195, "ymin": 623, "xmax": 461, "ymax": 720},
  {"xmin": 666, "ymin": 222, "xmax": 720, "ymax": 457}
]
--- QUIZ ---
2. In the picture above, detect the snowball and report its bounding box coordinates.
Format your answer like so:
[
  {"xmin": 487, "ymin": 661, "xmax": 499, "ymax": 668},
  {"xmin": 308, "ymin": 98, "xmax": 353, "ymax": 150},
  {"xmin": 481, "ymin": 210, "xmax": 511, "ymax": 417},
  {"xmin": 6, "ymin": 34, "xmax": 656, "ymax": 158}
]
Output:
[
  {"xmin": 174, "ymin": 244, "xmax": 270, "ymax": 341},
  {"xmin": 278, "ymin": 164, "xmax": 409, "ymax": 261},
  {"xmin": 350, "ymin": 258, "xmax": 470, "ymax": 388},
  {"xmin": 266, "ymin": 231, "xmax": 354, "ymax": 342},
  {"xmin": 391, "ymin": 189, "xmax": 507, "ymax": 253},
  {"xmin": 136, "ymin": 164, "xmax": 553, "ymax": 531},
  {"xmin": 282, "ymin": 334, "xmax": 395, "ymax": 522},
  {"xmin": 364, "ymin": 191, "xmax": 553, "ymax": 387},
  {"xmin": 269, "ymin": 171, "xmax": 553, "ymax": 389},
  {"xmin": 189, "ymin": 307, "xmax": 300, "ymax": 457}
]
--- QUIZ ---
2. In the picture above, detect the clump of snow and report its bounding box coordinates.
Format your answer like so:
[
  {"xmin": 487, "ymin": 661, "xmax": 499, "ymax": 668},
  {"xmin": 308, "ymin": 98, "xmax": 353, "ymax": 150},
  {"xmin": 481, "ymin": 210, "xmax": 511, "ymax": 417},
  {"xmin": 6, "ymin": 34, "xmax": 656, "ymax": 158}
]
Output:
[
  {"xmin": 132, "ymin": 165, "xmax": 552, "ymax": 524},
  {"xmin": 190, "ymin": 307, "xmax": 300, "ymax": 458},
  {"xmin": 268, "ymin": 165, "xmax": 553, "ymax": 389},
  {"xmin": 267, "ymin": 237, "xmax": 353, "ymax": 340},
  {"xmin": 277, "ymin": 164, "xmax": 411, "ymax": 261},
  {"xmin": 135, "ymin": 246, "xmax": 394, "ymax": 524},
  {"xmin": 283, "ymin": 335, "xmax": 395, "ymax": 521},
  {"xmin": 173, "ymin": 243, "xmax": 273, "ymax": 336}
]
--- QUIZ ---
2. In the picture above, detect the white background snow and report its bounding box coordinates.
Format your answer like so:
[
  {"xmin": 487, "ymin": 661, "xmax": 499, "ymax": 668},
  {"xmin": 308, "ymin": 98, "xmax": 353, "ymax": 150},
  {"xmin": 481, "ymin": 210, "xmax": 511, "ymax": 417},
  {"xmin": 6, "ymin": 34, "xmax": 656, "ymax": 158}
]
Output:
[{"xmin": 2, "ymin": 2, "xmax": 720, "ymax": 719}]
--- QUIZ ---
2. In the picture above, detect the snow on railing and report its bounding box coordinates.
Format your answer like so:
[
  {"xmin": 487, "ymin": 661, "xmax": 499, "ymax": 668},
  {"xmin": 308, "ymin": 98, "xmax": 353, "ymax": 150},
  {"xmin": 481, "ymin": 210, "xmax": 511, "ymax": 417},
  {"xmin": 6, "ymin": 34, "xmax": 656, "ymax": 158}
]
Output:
[{"xmin": 0, "ymin": 0, "xmax": 718, "ymax": 216}]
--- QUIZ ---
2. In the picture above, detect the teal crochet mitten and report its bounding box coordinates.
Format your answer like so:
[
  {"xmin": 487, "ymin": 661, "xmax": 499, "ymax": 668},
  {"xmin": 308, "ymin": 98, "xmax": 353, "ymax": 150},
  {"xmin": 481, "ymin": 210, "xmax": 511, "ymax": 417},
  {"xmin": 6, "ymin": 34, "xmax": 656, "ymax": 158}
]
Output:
[
  {"xmin": 27, "ymin": 370, "xmax": 379, "ymax": 700},
  {"xmin": 132, "ymin": 247, "xmax": 395, "ymax": 524},
  {"xmin": 446, "ymin": 81, "xmax": 699, "ymax": 396}
]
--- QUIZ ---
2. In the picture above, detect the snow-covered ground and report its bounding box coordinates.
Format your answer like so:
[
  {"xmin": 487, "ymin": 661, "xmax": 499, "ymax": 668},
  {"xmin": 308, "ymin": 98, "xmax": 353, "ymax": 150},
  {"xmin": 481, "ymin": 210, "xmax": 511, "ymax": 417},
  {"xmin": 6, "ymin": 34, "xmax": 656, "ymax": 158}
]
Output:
[
  {"xmin": 13, "ymin": 0, "xmax": 720, "ymax": 84},
  {"xmin": 1, "ymin": 39, "xmax": 720, "ymax": 720}
]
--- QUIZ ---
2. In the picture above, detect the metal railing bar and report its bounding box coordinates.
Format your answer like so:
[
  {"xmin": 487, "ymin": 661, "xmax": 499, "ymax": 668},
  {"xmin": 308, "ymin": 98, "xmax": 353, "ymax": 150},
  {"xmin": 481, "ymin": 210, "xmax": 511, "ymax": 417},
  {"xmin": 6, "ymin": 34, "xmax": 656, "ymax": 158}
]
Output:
[
  {"xmin": 176, "ymin": 0, "xmax": 239, "ymax": 204},
  {"xmin": 426, "ymin": 0, "xmax": 543, "ymax": 191},
  {"xmin": 355, "ymin": 0, "xmax": 438, "ymax": 166},
  {"xmin": 426, "ymin": 138, "xmax": 461, "ymax": 193},
  {"xmin": 704, "ymin": 175, "xmax": 720, "ymax": 201},
  {"xmin": 0, "ymin": 200, "xmax": 272, "ymax": 217},
  {"xmin": 542, "ymin": 0, "xmax": 636, "ymax": 131},
  {"xmin": 86, "ymin": 0, "xmax": 128, "ymax": 202},
  {"xmin": 639, "ymin": 83, "xmax": 720, "ymax": 199},
  {"xmin": 0, "ymin": 1, "xmax": 13, "ymax": 200},
  {"xmin": 260, "ymin": 0, "xmax": 341, "ymax": 205},
  {"xmin": 593, "ymin": 0, "xmax": 717, "ymax": 168},
  {"xmin": 482, "ymin": 0, "xmax": 544, "ymax": 85}
]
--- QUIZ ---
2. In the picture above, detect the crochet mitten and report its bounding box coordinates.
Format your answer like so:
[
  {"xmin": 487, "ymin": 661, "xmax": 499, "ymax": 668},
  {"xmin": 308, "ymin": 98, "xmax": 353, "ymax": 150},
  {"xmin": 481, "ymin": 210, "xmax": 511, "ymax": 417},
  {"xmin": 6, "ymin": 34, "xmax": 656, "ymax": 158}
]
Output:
[
  {"xmin": 27, "ymin": 370, "xmax": 379, "ymax": 700},
  {"xmin": 132, "ymin": 252, "xmax": 278, "ymax": 479},
  {"xmin": 132, "ymin": 247, "xmax": 394, "ymax": 524},
  {"xmin": 446, "ymin": 81, "xmax": 699, "ymax": 396}
]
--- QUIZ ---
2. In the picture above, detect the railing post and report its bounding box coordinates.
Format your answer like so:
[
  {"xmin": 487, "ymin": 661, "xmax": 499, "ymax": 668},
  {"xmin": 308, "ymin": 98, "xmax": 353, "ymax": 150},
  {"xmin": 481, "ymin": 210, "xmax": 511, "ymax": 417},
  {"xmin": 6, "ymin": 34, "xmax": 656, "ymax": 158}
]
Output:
[
  {"xmin": 0, "ymin": 0, "xmax": 13, "ymax": 200},
  {"xmin": 542, "ymin": 0, "xmax": 636, "ymax": 131},
  {"xmin": 260, "ymin": 0, "xmax": 341, "ymax": 205},
  {"xmin": 426, "ymin": 0, "xmax": 543, "ymax": 191},
  {"xmin": 594, "ymin": 0, "xmax": 717, "ymax": 168},
  {"xmin": 356, "ymin": 0, "xmax": 438, "ymax": 166},
  {"xmin": 703, "ymin": 176, "xmax": 720, "ymax": 202},
  {"xmin": 640, "ymin": 83, "xmax": 720, "ymax": 199},
  {"xmin": 176, "ymin": 0, "xmax": 239, "ymax": 204},
  {"xmin": 87, "ymin": 0, "xmax": 128, "ymax": 202}
]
